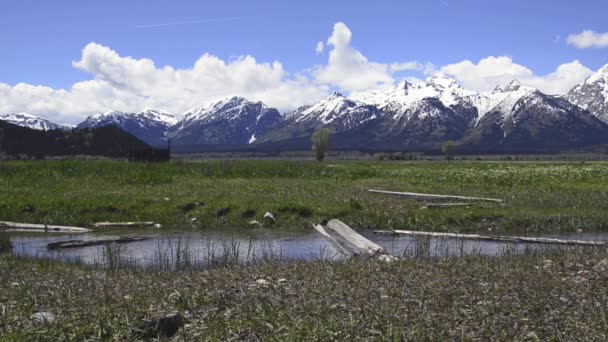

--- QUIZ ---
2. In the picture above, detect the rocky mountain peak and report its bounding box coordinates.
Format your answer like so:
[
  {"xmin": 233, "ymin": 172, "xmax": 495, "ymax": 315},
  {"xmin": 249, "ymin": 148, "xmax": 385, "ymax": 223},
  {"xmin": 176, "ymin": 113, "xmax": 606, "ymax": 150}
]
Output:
[{"xmin": 426, "ymin": 73, "xmax": 460, "ymax": 89}]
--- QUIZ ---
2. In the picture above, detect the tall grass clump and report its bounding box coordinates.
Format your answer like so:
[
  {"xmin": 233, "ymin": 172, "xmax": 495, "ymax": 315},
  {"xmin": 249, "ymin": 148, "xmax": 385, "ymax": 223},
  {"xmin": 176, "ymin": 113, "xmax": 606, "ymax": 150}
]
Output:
[{"xmin": 0, "ymin": 233, "xmax": 12, "ymax": 254}]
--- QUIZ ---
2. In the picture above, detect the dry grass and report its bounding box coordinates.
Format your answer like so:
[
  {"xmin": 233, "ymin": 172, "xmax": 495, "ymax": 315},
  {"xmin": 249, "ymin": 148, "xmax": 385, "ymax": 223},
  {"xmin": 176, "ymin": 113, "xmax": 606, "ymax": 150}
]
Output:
[{"xmin": 1, "ymin": 247, "xmax": 608, "ymax": 340}]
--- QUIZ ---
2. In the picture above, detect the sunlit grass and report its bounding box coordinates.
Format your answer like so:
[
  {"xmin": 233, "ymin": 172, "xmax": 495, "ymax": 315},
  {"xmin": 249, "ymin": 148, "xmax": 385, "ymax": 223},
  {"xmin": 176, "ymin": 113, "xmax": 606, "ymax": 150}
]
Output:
[{"xmin": 1, "ymin": 159, "xmax": 607, "ymax": 233}]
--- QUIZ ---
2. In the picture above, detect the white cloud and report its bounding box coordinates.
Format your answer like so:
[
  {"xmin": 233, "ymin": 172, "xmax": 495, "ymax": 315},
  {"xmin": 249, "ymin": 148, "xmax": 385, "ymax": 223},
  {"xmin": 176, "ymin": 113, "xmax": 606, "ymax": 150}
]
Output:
[
  {"xmin": 440, "ymin": 56, "xmax": 592, "ymax": 94},
  {"xmin": 314, "ymin": 22, "xmax": 393, "ymax": 92},
  {"xmin": 567, "ymin": 30, "xmax": 608, "ymax": 48},
  {"xmin": 0, "ymin": 43, "xmax": 328, "ymax": 124},
  {"xmin": 389, "ymin": 62, "xmax": 420, "ymax": 72},
  {"xmin": 315, "ymin": 41, "xmax": 324, "ymax": 55}
]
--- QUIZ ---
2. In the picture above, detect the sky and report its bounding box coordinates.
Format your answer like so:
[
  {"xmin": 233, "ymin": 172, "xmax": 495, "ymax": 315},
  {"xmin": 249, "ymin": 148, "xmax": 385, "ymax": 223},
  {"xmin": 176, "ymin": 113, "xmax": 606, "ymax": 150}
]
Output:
[{"xmin": 1, "ymin": 0, "xmax": 608, "ymax": 124}]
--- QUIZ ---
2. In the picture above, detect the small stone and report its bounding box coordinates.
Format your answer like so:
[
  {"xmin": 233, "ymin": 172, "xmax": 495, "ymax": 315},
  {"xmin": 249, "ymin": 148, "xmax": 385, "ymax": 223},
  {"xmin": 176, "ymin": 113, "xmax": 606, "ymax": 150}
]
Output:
[
  {"xmin": 153, "ymin": 223, "xmax": 162, "ymax": 229},
  {"xmin": 377, "ymin": 254, "xmax": 397, "ymax": 262},
  {"xmin": 163, "ymin": 197, "xmax": 170, "ymax": 201},
  {"xmin": 30, "ymin": 312, "xmax": 55, "ymax": 326},
  {"xmin": 263, "ymin": 212, "xmax": 276, "ymax": 223},
  {"xmin": 277, "ymin": 278, "xmax": 287, "ymax": 284}
]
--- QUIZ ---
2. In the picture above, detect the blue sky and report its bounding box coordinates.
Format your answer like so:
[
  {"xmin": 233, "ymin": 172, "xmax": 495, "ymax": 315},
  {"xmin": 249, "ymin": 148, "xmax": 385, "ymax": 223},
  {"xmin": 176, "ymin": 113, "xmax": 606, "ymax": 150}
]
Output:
[{"xmin": 1, "ymin": 0, "xmax": 607, "ymax": 122}]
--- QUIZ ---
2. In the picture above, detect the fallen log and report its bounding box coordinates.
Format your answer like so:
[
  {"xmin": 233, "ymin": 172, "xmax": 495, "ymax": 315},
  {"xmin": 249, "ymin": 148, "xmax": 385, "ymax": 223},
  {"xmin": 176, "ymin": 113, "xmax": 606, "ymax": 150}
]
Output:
[
  {"xmin": 312, "ymin": 224, "xmax": 353, "ymax": 257},
  {"xmin": 368, "ymin": 189, "xmax": 503, "ymax": 203},
  {"xmin": 0, "ymin": 221, "xmax": 91, "ymax": 233},
  {"xmin": 47, "ymin": 237, "xmax": 148, "ymax": 250},
  {"xmin": 421, "ymin": 203, "xmax": 472, "ymax": 209},
  {"xmin": 93, "ymin": 221, "xmax": 156, "ymax": 228},
  {"xmin": 321, "ymin": 219, "xmax": 397, "ymax": 261},
  {"xmin": 374, "ymin": 230, "xmax": 607, "ymax": 246}
]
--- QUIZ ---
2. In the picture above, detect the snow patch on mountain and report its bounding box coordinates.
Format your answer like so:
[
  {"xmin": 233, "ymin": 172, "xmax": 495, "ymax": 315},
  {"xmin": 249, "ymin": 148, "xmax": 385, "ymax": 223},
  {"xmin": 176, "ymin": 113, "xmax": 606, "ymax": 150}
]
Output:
[{"xmin": 0, "ymin": 112, "xmax": 65, "ymax": 131}]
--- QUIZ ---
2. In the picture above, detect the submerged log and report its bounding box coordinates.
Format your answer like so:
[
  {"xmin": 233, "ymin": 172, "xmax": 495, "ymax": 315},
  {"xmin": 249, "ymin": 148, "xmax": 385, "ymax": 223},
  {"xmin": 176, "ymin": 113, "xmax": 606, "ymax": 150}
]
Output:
[
  {"xmin": 316, "ymin": 219, "xmax": 397, "ymax": 261},
  {"xmin": 47, "ymin": 237, "xmax": 148, "ymax": 250},
  {"xmin": 368, "ymin": 189, "xmax": 503, "ymax": 203},
  {"xmin": 374, "ymin": 230, "xmax": 607, "ymax": 246},
  {"xmin": 421, "ymin": 203, "xmax": 472, "ymax": 209},
  {"xmin": 0, "ymin": 221, "xmax": 91, "ymax": 233},
  {"xmin": 93, "ymin": 221, "xmax": 156, "ymax": 228}
]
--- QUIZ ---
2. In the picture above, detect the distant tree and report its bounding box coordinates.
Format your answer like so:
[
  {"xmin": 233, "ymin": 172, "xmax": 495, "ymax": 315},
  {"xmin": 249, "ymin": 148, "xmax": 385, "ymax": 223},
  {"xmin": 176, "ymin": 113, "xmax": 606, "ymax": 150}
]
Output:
[
  {"xmin": 311, "ymin": 128, "xmax": 332, "ymax": 161},
  {"xmin": 442, "ymin": 140, "xmax": 454, "ymax": 162}
]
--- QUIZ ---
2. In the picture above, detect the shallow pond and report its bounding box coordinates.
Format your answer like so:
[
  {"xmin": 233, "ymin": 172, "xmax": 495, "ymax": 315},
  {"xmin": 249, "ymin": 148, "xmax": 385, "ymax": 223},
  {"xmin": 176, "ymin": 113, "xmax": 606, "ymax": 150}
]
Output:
[{"xmin": 4, "ymin": 229, "xmax": 608, "ymax": 269}]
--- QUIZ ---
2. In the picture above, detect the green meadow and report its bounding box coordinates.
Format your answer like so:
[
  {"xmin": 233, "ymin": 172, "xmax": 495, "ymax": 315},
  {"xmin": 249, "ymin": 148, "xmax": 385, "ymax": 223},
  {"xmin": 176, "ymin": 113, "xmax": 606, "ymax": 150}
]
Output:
[{"xmin": 1, "ymin": 159, "xmax": 608, "ymax": 234}]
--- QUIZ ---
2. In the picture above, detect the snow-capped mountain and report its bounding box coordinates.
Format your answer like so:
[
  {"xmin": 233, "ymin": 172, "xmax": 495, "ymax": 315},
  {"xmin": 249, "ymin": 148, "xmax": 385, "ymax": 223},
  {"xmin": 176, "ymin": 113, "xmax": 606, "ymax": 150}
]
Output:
[
  {"xmin": 463, "ymin": 88, "xmax": 608, "ymax": 151},
  {"xmin": 293, "ymin": 92, "xmax": 382, "ymax": 130},
  {"xmin": 0, "ymin": 112, "xmax": 68, "ymax": 131},
  {"xmin": 77, "ymin": 108, "xmax": 177, "ymax": 147},
  {"xmin": 168, "ymin": 97, "xmax": 283, "ymax": 145},
  {"xmin": 257, "ymin": 92, "xmax": 383, "ymax": 146},
  {"xmin": 471, "ymin": 80, "xmax": 536, "ymax": 124},
  {"xmin": 566, "ymin": 64, "xmax": 608, "ymax": 123},
  {"xmin": 349, "ymin": 74, "xmax": 479, "ymax": 147},
  {"xmin": 352, "ymin": 74, "xmax": 476, "ymax": 118}
]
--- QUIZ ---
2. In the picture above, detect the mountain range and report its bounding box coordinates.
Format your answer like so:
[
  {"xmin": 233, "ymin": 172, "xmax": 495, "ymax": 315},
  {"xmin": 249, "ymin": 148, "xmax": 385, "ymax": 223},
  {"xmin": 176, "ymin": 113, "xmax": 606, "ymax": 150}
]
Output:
[{"xmin": 3, "ymin": 64, "xmax": 608, "ymax": 153}]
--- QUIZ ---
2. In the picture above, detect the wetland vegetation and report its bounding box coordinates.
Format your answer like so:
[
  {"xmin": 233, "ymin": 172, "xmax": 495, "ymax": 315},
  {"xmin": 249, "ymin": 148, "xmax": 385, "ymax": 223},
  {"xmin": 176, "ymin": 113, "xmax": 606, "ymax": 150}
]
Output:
[{"xmin": 1, "ymin": 159, "xmax": 608, "ymax": 340}]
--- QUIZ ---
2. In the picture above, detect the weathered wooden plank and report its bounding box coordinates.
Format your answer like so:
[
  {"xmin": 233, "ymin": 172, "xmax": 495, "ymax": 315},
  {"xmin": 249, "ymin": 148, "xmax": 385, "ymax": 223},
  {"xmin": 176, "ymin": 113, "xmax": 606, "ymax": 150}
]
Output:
[
  {"xmin": 0, "ymin": 221, "xmax": 91, "ymax": 233},
  {"xmin": 368, "ymin": 189, "xmax": 503, "ymax": 203},
  {"xmin": 93, "ymin": 221, "xmax": 156, "ymax": 228},
  {"xmin": 47, "ymin": 237, "xmax": 148, "ymax": 250},
  {"xmin": 312, "ymin": 224, "xmax": 353, "ymax": 257},
  {"xmin": 374, "ymin": 230, "xmax": 607, "ymax": 246}
]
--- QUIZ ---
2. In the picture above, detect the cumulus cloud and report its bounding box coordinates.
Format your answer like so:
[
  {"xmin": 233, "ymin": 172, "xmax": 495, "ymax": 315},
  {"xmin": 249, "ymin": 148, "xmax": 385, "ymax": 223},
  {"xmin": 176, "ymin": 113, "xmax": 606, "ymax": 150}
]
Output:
[
  {"xmin": 315, "ymin": 41, "xmax": 324, "ymax": 55},
  {"xmin": 314, "ymin": 22, "xmax": 393, "ymax": 92},
  {"xmin": 567, "ymin": 30, "xmax": 608, "ymax": 48},
  {"xmin": 0, "ymin": 43, "xmax": 328, "ymax": 123},
  {"xmin": 440, "ymin": 56, "xmax": 592, "ymax": 94}
]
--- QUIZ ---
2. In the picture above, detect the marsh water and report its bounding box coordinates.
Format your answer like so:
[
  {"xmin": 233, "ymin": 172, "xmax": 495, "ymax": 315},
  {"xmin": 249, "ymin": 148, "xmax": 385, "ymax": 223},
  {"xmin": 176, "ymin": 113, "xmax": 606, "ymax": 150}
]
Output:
[{"xmin": 4, "ymin": 228, "xmax": 608, "ymax": 269}]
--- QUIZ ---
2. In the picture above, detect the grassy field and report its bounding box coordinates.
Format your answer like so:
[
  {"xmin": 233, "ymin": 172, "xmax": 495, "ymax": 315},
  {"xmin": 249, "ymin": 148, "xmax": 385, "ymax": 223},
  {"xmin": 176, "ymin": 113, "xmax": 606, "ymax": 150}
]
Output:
[
  {"xmin": 1, "ymin": 159, "xmax": 608, "ymax": 234},
  {"xmin": 1, "ymin": 248, "xmax": 607, "ymax": 340}
]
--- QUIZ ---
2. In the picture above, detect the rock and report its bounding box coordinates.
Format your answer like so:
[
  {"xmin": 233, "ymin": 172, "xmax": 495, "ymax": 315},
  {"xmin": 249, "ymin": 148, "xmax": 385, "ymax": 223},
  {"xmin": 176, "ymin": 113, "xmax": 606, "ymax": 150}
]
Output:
[
  {"xmin": 263, "ymin": 212, "xmax": 276, "ymax": 223},
  {"xmin": 133, "ymin": 313, "xmax": 184, "ymax": 339},
  {"xmin": 377, "ymin": 254, "xmax": 398, "ymax": 262},
  {"xmin": 30, "ymin": 312, "xmax": 55, "ymax": 326},
  {"xmin": 248, "ymin": 220, "xmax": 262, "ymax": 227},
  {"xmin": 163, "ymin": 197, "xmax": 170, "ymax": 201},
  {"xmin": 277, "ymin": 278, "xmax": 287, "ymax": 284},
  {"xmin": 153, "ymin": 223, "xmax": 162, "ymax": 229}
]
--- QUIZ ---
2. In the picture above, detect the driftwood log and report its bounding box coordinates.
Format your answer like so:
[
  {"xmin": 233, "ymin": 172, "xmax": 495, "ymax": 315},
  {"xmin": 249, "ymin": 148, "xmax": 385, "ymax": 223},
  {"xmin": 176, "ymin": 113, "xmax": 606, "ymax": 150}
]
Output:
[
  {"xmin": 374, "ymin": 230, "xmax": 607, "ymax": 246},
  {"xmin": 47, "ymin": 237, "xmax": 148, "ymax": 250},
  {"xmin": 368, "ymin": 189, "xmax": 503, "ymax": 203},
  {"xmin": 315, "ymin": 219, "xmax": 397, "ymax": 261},
  {"xmin": 421, "ymin": 203, "xmax": 472, "ymax": 209},
  {"xmin": 312, "ymin": 224, "xmax": 352, "ymax": 257},
  {"xmin": 93, "ymin": 222, "xmax": 156, "ymax": 228},
  {"xmin": 0, "ymin": 221, "xmax": 91, "ymax": 233}
]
